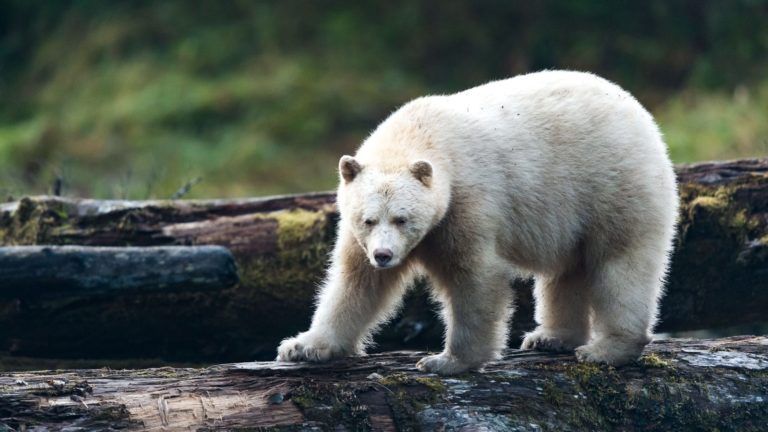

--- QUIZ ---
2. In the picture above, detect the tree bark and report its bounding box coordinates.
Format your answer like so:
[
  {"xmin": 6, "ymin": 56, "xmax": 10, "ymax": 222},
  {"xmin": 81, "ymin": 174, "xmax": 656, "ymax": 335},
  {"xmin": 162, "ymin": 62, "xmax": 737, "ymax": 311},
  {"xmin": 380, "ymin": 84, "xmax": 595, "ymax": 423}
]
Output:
[
  {"xmin": 0, "ymin": 159, "xmax": 766, "ymax": 364},
  {"xmin": 1, "ymin": 336, "xmax": 766, "ymax": 431},
  {"xmin": 0, "ymin": 246, "xmax": 238, "ymax": 297}
]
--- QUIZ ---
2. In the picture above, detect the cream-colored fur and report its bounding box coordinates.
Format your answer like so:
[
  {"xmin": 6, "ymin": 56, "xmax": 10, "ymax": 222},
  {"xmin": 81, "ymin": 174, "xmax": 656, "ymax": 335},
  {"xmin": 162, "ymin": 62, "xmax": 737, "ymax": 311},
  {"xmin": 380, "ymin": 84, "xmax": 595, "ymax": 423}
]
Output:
[{"xmin": 276, "ymin": 70, "xmax": 679, "ymax": 374}]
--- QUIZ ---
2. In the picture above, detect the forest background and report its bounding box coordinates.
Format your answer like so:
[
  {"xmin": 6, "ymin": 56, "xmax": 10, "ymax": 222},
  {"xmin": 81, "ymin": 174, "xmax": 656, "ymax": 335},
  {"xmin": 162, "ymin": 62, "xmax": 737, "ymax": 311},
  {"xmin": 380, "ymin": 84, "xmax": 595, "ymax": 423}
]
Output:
[{"xmin": 1, "ymin": 0, "xmax": 767, "ymax": 200}]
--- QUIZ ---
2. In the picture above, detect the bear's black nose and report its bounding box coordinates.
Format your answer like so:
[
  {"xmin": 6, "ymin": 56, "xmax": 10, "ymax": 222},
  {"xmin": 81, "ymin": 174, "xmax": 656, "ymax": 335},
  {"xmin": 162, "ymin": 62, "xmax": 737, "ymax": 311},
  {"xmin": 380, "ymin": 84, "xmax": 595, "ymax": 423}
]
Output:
[{"xmin": 374, "ymin": 248, "xmax": 393, "ymax": 266}]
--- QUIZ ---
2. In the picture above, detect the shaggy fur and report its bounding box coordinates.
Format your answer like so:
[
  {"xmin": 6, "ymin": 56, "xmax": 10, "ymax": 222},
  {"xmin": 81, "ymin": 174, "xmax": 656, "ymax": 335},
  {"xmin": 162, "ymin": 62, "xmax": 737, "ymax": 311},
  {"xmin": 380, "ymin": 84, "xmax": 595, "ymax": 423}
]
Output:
[{"xmin": 276, "ymin": 70, "xmax": 679, "ymax": 374}]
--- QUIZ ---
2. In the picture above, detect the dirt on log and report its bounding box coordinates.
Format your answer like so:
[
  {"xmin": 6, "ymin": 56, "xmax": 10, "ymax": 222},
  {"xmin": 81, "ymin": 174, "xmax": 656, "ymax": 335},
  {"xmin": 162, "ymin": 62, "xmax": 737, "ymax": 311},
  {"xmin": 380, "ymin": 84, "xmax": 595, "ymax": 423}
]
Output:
[
  {"xmin": 0, "ymin": 159, "xmax": 766, "ymax": 365},
  {"xmin": 1, "ymin": 336, "xmax": 767, "ymax": 431}
]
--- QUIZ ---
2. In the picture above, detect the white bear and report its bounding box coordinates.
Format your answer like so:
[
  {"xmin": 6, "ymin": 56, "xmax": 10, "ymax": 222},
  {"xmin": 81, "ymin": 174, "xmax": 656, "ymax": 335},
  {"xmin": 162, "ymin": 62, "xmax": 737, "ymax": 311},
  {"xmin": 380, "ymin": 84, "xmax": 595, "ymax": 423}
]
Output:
[{"xmin": 277, "ymin": 70, "xmax": 679, "ymax": 374}]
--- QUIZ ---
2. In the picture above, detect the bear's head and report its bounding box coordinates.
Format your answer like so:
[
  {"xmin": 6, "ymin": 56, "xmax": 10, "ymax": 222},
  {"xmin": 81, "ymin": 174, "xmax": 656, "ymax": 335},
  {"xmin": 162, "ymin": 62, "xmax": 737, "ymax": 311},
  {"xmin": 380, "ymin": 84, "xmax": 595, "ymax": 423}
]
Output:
[{"xmin": 336, "ymin": 155, "xmax": 445, "ymax": 269}]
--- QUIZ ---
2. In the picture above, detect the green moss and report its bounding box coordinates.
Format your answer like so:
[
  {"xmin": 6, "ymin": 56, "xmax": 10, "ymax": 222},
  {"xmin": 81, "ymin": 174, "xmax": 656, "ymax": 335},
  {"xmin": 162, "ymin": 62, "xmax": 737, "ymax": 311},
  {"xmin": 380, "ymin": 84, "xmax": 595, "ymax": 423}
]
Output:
[
  {"xmin": 379, "ymin": 372, "xmax": 412, "ymax": 387},
  {"xmin": 553, "ymin": 356, "xmax": 768, "ymax": 430},
  {"xmin": 396, "ymin": 389, "xmax": 427, "ymax": 411},
  {"xmin": 639, "ymin": 353, "xmax": 671, "ymax": 368},
  {"xmin": 379, "ymin": 372, "xmax": 446, "ymax": 394},
  {"xmin": 375, "ymin": 371, "xmax": 450, "ymax": 430},
  {"xmin": 0, "ymin": 197, "xmax": 75, "ymax": 245},
  {"xmin": 728, "ymin": 208, "xmax": 761, "ymax": 230},
  {"xmin": 415, "ymin": 376, "xmax": 447, "ymax": 393},
  {"xmin": 542, "ymin": 380, "xmax": 564, "ymax": 406},
  {"xmin": 237, "ymin": 256, "xmax": 321, "ymax": 304},
  {"xmin": 689, "ymin": 195, "xmax": 728, "ymax": 211},
  {"xmin": 678, "ymin": 179, "xmax": 767, "ymax": 249},
  {"xmin": 508, "ymin": 348, "xmax": 767, "ymax": 429},
  {"xmin": 564, "ymin": 361, "xmax": 606, "ymax": 384},
  {"xmin": 289, "ymin": 393, "xmax": 315, "ymax": 411},
  {"xmin": 7, "ymin": 197, "xmax": 43, "ymax": 244},
  {"xmin": 289, "ymin": 382, "xmax": 371, "ymax": 429},
  {"xmin": 681, "ymin": 186, "xmax": 733, "ymax": 230},
  {"xmin": 558, "ymin": 362, "xmax": 628, "ymax": 428},
  {"xmin": 274, "ymin": 208, "xmax": 328, "ymax": 250},
  {"xmin": 234, "ymin": 207, "xmax": 334, "ymax": 304},
  {"xmin": 383, "ymin": 376, "xmax": 447, "ymax": 430}
]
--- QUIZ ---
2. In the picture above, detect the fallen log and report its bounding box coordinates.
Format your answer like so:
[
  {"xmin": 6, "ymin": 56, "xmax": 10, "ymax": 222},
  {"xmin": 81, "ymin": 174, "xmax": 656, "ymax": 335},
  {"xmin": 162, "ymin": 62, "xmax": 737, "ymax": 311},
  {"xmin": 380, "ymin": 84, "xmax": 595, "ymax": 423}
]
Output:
[
  {"xmin": 0, "ymin": 336, "xmax": 766, "ymax": 430},
  {"xmin": 0, "ymin": 159, "xmax": 766, "ymax": 364},
  {"xmin": 0, "ymin": 193, "xmax": 339, "ymax": 364},
  {"xmin": 0, "ymin": 246, "xmax": 238, "ymax": 297}
]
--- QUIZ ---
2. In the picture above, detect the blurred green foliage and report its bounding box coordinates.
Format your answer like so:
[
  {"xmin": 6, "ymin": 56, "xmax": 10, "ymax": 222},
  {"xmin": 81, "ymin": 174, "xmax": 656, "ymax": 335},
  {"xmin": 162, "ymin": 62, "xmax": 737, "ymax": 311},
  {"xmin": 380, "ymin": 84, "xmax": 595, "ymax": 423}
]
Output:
[{"xmin": 1, "ymin": 0, "xmax": 767, "ymax": 199}]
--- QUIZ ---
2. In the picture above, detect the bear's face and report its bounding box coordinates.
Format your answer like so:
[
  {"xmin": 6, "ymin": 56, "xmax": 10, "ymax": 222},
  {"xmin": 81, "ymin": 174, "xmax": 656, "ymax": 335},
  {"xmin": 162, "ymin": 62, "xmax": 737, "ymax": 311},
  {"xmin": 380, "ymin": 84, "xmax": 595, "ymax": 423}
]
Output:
[{"xmin": 338, "ymin": 156, "xmax": 437, "ymax": 269}]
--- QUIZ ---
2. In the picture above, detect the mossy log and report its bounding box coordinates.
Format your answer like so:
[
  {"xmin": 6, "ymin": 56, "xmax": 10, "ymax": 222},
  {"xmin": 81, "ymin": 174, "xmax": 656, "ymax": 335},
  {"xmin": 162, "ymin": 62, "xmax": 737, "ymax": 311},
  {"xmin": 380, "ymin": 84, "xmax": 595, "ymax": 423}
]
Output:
[
  {"xmin": 1, "ymin": 336, "xmax": 766, "ymax": 431},
  {"xmin": 0, "ymin": 159, "xmax": 766, "ymax": 365},
  {"xmin": 0, "ymin": 246, "xmax": 238, "ymax": 297}
]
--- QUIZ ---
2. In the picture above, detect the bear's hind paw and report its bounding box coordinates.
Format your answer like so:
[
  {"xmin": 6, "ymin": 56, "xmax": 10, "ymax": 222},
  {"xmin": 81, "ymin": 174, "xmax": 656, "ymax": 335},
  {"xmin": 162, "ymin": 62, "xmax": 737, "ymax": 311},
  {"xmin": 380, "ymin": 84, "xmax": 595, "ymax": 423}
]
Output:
[
  {"xmin": 416, "ymin": 353, "xmax": 477, "ymax": 375},
  {"xmin": 574, "ymin": 336, "xmax": 649, "ymax": 366},
  {"xmin": 521, "ymin": 329, "xmax": 585, "ymax": 353}
]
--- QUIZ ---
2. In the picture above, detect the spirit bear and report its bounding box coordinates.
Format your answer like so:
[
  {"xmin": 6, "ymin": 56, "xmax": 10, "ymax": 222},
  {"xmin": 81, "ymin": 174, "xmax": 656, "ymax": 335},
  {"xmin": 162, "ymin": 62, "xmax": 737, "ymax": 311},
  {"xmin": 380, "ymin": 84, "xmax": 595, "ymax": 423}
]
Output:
[{"xmin": 277, "ymin": 70, "xmax": 679, "ymax": 374}]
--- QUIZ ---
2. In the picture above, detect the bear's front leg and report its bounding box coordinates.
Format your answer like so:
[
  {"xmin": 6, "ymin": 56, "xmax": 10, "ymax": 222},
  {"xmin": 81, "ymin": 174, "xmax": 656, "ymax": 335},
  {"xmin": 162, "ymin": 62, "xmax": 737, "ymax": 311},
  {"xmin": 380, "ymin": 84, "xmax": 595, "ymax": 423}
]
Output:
[
  {"xmin": 276, "ymin": 231, "xmax": 411, "ymax": 363},
  {"xmin": 417, "ymin": 261, "xmax": 514, "ymax": 374}
]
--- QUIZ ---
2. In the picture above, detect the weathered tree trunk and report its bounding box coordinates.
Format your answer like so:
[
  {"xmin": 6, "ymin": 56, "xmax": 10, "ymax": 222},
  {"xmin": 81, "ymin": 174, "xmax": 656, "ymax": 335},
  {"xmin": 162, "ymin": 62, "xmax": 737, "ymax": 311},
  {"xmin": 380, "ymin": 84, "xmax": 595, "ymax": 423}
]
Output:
[
  {"xmin": 1, "ymin": 336, "xmax": 766, "ymax": 431},
  {"xmin": 0, "ymin": 246, "xmax": 238, "ymax": 297},
  {"xmin": 0, "ymin": 159, "xmax": 766, "ymax": 364},
  {"xmin": 0, "ymin": 193, "xmax": 339, "ymax": 364}
]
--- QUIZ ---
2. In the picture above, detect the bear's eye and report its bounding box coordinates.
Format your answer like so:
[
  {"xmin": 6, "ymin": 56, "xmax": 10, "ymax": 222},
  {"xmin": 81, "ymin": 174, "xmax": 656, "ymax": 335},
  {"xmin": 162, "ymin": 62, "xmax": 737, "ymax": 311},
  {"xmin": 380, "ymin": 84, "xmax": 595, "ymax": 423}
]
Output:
[
  {"xmin": 393, "ymin": 216, "xmax": 407, "ymax": 226},
  {"xmin": 364, "ymin": 219, "xmax": 376, "ymax": 227}
]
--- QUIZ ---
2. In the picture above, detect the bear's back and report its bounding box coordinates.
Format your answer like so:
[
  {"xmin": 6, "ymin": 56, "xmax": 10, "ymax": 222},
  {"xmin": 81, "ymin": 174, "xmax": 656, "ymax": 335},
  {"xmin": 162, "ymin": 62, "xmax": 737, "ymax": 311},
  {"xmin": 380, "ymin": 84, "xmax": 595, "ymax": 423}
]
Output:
[{"xmin": 407, "ymin": 71, "xmax": 677, "ymax": 271}]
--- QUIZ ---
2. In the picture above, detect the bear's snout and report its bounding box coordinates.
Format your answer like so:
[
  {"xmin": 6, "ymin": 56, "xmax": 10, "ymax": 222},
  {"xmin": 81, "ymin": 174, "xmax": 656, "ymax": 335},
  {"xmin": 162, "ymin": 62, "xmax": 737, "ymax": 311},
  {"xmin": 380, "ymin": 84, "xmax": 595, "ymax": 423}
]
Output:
[{"xmin": 373, "ymin": 248, "xmax": 393, "ymax": 267}]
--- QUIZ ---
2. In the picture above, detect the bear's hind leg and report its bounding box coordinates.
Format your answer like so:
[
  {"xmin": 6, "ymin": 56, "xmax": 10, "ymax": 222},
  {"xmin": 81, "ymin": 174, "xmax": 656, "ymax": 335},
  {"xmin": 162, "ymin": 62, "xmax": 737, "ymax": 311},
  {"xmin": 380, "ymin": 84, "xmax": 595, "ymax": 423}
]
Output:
[
  {"xmin": 416, "ymin": 260, "xmax": 514, "ymax": 374},
  {"xmin": 521, "ymin": 270, "xmax": 590, "ymax": 353},
  {"xmin": 575, "ymin": 248, "xmax": 666, "ymax": 365}
]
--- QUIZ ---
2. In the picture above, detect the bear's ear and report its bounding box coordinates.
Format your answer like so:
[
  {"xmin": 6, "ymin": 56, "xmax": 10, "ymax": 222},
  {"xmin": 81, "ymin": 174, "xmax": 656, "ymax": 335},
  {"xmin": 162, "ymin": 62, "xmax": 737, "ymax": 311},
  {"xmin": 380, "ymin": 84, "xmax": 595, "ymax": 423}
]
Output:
[
  {"xmin": 339, "ymin": 155, "xmax": 362, "ymax": 183},
  {"xmin": 410, "ymin": 160, "xmax": 433, "ymax": 187}
]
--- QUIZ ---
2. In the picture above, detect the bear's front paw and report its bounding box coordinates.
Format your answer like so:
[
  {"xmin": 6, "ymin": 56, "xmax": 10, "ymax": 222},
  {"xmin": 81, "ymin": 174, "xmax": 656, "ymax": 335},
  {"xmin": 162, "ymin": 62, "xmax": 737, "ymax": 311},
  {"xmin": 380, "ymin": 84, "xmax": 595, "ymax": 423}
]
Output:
[
  {"xmin": 275, "ymin": 332, "xmax": 348, "ymax": 363},
  {"xmin": 574, "ymin": 336, "xmax": 648, "ymax": 366},
  {"xmin": 416, "ymin": 353, "xmax": 476, "ymax": 375},
  {"xmin": 520, "ymin": 328, "xmax": 586, "ymax": 353}
]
